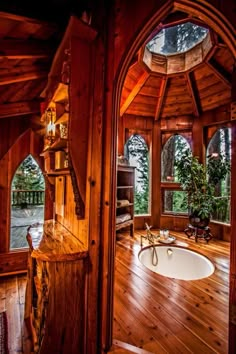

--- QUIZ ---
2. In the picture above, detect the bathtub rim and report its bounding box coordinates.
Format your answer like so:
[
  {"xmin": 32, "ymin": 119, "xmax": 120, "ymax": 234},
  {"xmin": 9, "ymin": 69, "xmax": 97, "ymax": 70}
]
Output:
[{"xmin": 138, "ymin": 243, "xmax": 215, "ymax": 279}]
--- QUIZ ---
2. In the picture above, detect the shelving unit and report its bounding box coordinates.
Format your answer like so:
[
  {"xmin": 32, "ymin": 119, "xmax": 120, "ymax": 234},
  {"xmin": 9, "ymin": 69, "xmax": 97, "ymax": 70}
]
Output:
[{"xmin": 116, "ymin": 164, "xmax": 135, "ymax": 236}]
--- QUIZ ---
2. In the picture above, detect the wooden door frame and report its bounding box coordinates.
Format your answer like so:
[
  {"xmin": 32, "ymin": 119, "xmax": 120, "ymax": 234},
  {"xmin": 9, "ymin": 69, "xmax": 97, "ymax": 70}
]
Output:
[{"xmin": 101, "ymin": 0, "xmax": 236, "ymax": 352}]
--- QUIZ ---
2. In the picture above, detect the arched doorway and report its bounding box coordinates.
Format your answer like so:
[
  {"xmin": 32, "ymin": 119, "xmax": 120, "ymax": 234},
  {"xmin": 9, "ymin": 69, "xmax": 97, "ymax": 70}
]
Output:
[
  {"xmin": 105, "ymin": 1, "xmax": 236, "ymax": 352},
  {"xmin": 10, "ymin": 154, "xmax": 45, "ymax": 250}
]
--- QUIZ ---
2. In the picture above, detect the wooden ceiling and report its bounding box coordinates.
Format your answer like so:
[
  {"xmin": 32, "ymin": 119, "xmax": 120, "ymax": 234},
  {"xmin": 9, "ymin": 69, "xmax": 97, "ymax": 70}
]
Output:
[
  {"xmin": 121, "ymin": 16, "xmax": 234, "ymax": 120},
  {"xmin": 0, "ymin": 6, "xmax": 234, "ymax": 134},
  {"xmin": 0, "ymin": 11, "xmax": 64, "ymax": 135},
  {"xmin": 0, "ymin": 0, "xmax": 85, "ymax": 134}
]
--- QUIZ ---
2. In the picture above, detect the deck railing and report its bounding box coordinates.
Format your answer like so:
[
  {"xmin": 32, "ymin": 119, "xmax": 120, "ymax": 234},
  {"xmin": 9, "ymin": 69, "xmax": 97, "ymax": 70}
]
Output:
[{"xmin": 11, "ymin": 190, "xmax": 45, "ymax": 207}]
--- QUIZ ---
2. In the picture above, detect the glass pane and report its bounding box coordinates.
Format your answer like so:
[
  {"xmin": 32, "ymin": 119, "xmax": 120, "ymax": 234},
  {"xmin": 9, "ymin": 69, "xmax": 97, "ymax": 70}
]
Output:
[
  {"xmin": 125, "ymin": 134, "xmax": 150, "ymax": 215},
  {"xmin": 161, "ymin": 135, "xmax": 191, "ymax": 182},
  {"xmin": 206, "ymin": 127, "xmax": 231, "ymax": 224},
  {"xmin": 164, "ymin": 190, "xmax": 188, "ymax": 213},
  {"xmin": 10, "ymin": 155, "xmax": 45, "ymax": 250},
  {"xmin": 147, "ymin": 22, "xmax": 208, "ymax": 55}
]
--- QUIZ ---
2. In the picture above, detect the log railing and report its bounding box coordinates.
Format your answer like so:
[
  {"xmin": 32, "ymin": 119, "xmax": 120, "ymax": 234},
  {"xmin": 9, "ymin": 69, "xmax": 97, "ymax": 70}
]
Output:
[{"xmin": 11, "ymin": 190, "xmax": 44, "ymax": 207}]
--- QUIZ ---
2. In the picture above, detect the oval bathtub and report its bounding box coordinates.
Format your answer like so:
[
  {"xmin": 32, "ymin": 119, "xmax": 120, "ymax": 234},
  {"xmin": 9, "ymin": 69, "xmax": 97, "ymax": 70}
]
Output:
[{"xmin": 138, "ymin": 245, "xmax": 214, "ymax": 280}]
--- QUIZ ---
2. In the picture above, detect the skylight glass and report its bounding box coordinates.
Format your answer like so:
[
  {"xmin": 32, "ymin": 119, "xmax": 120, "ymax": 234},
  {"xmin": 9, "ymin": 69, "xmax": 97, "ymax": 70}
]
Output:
[{"xmin": 147, "ymin": 22, "xmax": 208, "ymax": 55}]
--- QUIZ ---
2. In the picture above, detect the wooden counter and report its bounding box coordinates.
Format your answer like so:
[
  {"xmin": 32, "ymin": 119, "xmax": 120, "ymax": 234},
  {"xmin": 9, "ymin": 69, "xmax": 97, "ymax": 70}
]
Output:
[
  {"xmin": 27, "ymin": 220, "xmax": 88, "ymax": 261},
  {"xmin": 25, "ymin": 220, "xmax": 88, "ymax": 354}
]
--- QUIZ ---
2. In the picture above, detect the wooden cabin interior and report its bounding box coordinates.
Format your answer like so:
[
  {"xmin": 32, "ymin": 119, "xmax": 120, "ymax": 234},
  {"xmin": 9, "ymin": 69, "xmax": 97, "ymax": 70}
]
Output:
[{"xmin": 0, "ymin": 0, "xmax": 235, "ymax": 353}]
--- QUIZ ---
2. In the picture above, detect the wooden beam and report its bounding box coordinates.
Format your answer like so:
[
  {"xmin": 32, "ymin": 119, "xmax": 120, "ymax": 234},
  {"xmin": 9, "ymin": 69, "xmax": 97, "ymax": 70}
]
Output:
[
  {"xmin": 186, "ymin": 72, "xmax": 201, "ymax": 117},
  {"xmin": 154, "ymin": 77, "xmax": 168, "ymax": 120},
  {"xmin": 207, "ymin": 59, "xmax": 231, "ymax": 88},
  {"xmin": 0, "ymin": 11, "xmax": 57, "ymax": 28},
  {"xmin": 0, "ymin": 40, "xmax": 55, "ymax": 59},
  {"xmin": 120, "ymin": 72, "xmax": 149, "ymax": 116},
  {"xmin": 0, "ymin": 101, "xmax": 40, "ymax": 118},
  {"xmin": 0, "ymin": 70, "xmax": 48, "ymax": 85}
]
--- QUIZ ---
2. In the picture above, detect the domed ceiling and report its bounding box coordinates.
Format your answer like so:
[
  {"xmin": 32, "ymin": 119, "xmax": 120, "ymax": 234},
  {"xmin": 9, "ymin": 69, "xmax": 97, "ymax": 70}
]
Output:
[{"xmin": 120, "ymin": 15, "xmax": 234, "ymax": 120}]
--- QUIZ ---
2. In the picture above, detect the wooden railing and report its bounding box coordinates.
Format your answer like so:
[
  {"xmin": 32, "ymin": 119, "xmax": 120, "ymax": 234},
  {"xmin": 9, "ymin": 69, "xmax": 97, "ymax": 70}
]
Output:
[{"xmin": 12, "ymin": 190, "xmax": 45, "ymax": 206}]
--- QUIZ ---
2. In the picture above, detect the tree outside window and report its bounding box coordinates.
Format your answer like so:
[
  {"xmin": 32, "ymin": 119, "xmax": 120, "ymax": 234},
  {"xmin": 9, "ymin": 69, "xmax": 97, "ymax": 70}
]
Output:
[
  {"xmin": 125, "ymin": 134, "xmax": 150, "ymax": 215},
  {"xmin": 161, "ymin": 135, "xmax": 191, "ymax": 214},
  {"xmin": 207, "ymin": 127, "xmax": 231, "ymax": 223},
  {"xmin": 10, "ymin": 155, "xmax": 45, "ymax": 250}
]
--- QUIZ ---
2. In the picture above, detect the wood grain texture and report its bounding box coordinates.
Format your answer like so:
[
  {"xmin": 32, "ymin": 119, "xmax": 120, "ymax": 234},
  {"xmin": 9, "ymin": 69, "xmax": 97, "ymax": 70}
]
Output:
[
  {"xmin": 112, "ymin": 230, "xmax": 229, "ymax": 354},
  {"xmin": 27, "ymin": 220, "xmax": 88, "ymax": 261},
  {"xmin": 25, "ymin": 221, "xmax": 88, "ymax": 353}
]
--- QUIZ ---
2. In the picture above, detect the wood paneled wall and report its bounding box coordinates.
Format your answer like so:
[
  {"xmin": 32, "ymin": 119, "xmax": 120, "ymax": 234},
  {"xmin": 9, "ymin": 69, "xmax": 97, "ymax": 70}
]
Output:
[
  {"xmin": 0, "ymin": 129, "xmax": 46, "ymax": 274},
  {"xmin": 118, "ymin": 105, "xmax": 231, "ymax": 241}
]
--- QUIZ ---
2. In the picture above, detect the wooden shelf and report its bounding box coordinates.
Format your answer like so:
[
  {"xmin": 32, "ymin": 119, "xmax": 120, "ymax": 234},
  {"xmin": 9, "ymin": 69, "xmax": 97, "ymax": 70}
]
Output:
[
  {"xmin": 47, "ymin": 168, "xmax": 70, "ymax": 176},
  {"xmin": 116, "ymin": 203, "xmax": 133, "ymax": 209},
  {"xmin": 50, "ymin": 138, "xmax": 68, "ymax": 150},
  {"xmin": 116, "ymin": 164, "xmax": 135, "ymax": 236},
  {"xmin": 117, "ymin": 185, "xmax": 133, "ymax": 189}
]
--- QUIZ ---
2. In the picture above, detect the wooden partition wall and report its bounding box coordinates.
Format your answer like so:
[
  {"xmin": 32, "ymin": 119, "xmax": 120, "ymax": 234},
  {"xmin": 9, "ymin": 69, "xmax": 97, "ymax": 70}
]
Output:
[{"xmin": 0, "ymin": 129, "xmax": 47, "ymax": 274}]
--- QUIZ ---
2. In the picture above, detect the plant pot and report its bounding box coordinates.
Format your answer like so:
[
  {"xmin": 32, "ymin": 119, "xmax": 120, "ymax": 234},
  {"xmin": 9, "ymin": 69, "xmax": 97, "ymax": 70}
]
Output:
[{"xmin": 189, "ymin": 213, "xmax": 210, "ymax": 228}]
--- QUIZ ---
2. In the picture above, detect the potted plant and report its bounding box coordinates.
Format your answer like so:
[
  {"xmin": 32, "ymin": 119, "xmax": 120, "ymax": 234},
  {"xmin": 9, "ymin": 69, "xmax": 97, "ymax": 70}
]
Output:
[{"xmin": 175, "ymin": 150, "xmax": 230, "ymax": 227}]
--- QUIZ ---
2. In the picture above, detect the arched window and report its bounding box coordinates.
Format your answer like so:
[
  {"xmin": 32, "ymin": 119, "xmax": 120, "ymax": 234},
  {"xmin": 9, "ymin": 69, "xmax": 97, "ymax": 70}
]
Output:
[
  {"xmin": 125, "ymin": 134, "xmax": 150, "ymax": 215},
  {"xmin": 161, "ymin": 135, "xmax": 191, "ymax": 214},
  {"xmin": 161, "ymin": 134, "xmax": 191, "ymax": 182},
  {"xmin": 206, "ymin": 127, "xmax": 231, "ymax": 223},
  {"xmin": 10, "ymin": 155, "xmax": 45, "ymax": 250}
]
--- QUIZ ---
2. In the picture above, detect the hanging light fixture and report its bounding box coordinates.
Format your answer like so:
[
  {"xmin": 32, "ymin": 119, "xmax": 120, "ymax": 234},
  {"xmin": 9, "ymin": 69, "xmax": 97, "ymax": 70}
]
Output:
[{"xmin": 45, "ymin": 107, "xmax": 56, "ymax": 145}]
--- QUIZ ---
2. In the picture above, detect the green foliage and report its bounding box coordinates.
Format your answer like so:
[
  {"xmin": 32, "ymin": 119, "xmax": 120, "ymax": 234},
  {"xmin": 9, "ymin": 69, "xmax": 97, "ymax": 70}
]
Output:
[
  {"xmin": 161, "ymin": 22, "xmax": 207, "ymax": 53},
  {"xmin": 175, "ymin": 150, "xmax": 230, "ymax": 220},
  {"xmin": 12, "ymin": 155, "xmax": 45, "ymax": 191},
  {"xmin": 172, "ymin": 191, "xmax": 188, "ymax": 213},
  {"xmin": 126, "ymin": 135, "xmax": 149, "ymax": 215}
]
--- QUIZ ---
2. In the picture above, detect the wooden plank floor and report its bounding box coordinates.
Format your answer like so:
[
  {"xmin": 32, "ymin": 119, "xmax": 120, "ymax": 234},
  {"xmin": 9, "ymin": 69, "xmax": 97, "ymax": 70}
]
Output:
[
  {"xmin": 110, "ymin": 230, "xmax": 229, "ymax": 354},
  {"xmin": 0, "ymin": 230, "xmax": 229, "ymax": 353},
  {"xmin": 0, "ymin": 274, "xmax": 32, "ymax": 354}
]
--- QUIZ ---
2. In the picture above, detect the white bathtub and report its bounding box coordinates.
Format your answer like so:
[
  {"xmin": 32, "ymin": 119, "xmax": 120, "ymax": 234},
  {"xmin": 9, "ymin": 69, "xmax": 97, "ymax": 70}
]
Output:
[{"xmin": 138, "ymin": 245, "xmax": 214, "ymax": 280}]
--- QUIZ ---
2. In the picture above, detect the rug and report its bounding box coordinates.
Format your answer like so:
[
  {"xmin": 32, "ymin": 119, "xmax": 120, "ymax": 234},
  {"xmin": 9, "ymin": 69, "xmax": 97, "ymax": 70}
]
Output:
[{"xmin": 0, "ymin": 311, "xmax": 9, "ymax": 354}]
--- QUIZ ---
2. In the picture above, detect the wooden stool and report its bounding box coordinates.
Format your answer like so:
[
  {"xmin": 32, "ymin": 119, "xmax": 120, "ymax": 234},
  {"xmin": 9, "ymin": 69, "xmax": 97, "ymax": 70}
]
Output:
[{"xmin": 184, "ymin": 224, "xmax": 212, "ymax": 243}]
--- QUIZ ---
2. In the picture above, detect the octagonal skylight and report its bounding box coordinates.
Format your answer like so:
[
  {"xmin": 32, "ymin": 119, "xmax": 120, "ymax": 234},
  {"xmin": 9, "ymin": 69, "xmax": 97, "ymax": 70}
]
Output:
[{"xmin": 147, "ymin": 22, "xmax": 208, "ymax": 56}]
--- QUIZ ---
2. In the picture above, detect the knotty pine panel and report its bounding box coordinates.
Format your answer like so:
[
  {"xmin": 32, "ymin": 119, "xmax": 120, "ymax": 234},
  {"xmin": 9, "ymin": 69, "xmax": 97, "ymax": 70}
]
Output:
[
  {"xmin": 123, "ymin": 114, "xmax": 153, "ymax": 130},
  {"xmin": 138, "ymin": 74, "xmax": 162, "ymax": 96},
  {"xmin": 201, "ymin": 91, "xmax": 231, "ymax": 111},
  {"xmin": 122, "ymin": 64, "xmax": 146, "ymax": 93},
  {"xmin": 131, "ymin": 93, "xmax": 157, "ymax": 106},
  {"xmin": 193, "ymin": 68, "xmax": 219, "ymax": 89},
  {"xmin": 161, "ymin": 103, "xmax": 194, "ymax": 117},
  {"xmin": 126, "ymin": 101, "xmax": 156, "ymax": 117},
  {"xmin": 198, "ymin": 81, "xmax": 229, "ymax": 99},
  {"xmin": 214, "ymin": 47, "xmax": 235, "ymax": 73}
]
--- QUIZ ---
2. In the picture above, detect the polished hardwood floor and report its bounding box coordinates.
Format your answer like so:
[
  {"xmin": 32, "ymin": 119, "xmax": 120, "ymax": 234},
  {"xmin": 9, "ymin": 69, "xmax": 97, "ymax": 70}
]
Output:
[
  {"xmin": 0, "ymin": 230, "xmax": 230, "ymax": 353},
  {"xmin": 111, "ymin": 230, "xmax": 229, "ymax": 354}
]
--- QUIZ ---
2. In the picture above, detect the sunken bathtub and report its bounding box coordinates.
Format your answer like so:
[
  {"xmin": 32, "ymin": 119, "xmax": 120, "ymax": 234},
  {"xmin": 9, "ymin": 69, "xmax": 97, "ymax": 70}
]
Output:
[{"xmin": 138, "ymin": 245, "xmax": 215, "ymax": 280}]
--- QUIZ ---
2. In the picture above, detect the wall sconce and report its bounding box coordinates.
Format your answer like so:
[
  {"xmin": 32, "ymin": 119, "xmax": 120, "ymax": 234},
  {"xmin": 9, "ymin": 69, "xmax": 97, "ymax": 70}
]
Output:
[{"xmin": 45, "ymin": 107, "xmax": 56, "ymax": 145}]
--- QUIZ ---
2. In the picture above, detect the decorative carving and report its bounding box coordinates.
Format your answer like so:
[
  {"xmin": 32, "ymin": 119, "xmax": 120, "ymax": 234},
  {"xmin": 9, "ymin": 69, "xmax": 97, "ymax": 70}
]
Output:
[{"xmin": 68, "ymin": 153, "xmax": 85, "ymax": 218}]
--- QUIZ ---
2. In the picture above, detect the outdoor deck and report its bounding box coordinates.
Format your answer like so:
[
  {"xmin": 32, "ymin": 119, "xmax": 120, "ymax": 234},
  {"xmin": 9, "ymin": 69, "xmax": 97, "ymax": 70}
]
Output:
[{"xmin": 10, "ymin": 206, "xmax": 44, "ymax": 249}]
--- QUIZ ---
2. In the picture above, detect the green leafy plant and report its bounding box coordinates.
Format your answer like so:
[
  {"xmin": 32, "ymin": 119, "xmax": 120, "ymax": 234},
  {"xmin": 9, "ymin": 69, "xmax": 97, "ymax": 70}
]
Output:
[{"xmin": 175, "ymin": 150, "xmax": 230, "ymax": 221}]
